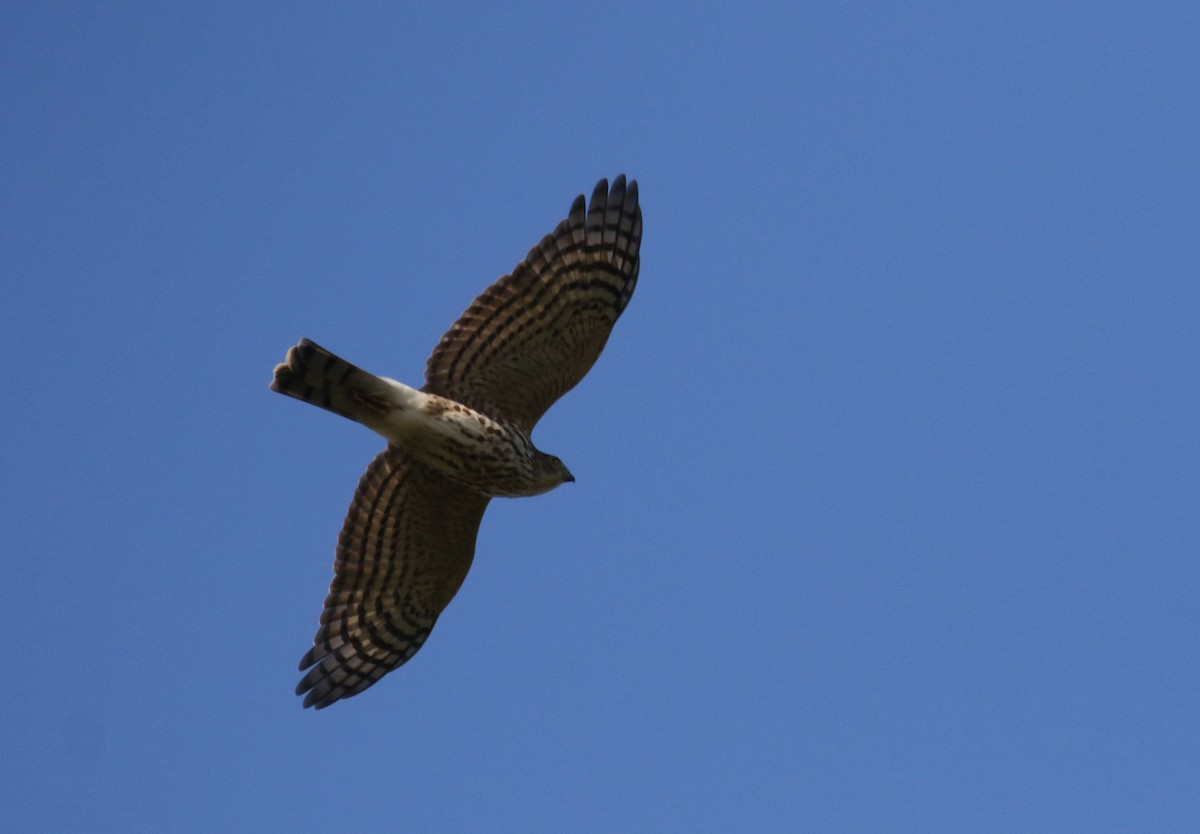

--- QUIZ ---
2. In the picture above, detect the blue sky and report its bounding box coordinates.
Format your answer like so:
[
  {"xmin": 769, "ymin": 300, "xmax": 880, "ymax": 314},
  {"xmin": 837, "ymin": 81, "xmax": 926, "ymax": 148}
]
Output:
[{"xmin": 3, "ymin": 2, "xmax": 1198, "ymax": 831}]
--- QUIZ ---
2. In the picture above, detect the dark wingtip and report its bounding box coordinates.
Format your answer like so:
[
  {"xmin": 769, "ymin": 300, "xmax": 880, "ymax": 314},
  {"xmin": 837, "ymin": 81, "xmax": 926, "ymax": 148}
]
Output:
[
  {"xmin": 591, "ymin": 177, "xmax": 608, "ymax": 204},
  {"xmin": 298, "ymin": 645, "xmax": 319, "ymax": 672}
]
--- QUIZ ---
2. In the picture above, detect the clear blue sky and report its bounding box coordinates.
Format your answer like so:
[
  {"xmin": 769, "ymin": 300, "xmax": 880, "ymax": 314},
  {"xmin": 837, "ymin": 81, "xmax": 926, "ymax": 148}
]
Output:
[{"xmin": 3, "ymin": 3, "xmax": 1197, "ymax": 831}]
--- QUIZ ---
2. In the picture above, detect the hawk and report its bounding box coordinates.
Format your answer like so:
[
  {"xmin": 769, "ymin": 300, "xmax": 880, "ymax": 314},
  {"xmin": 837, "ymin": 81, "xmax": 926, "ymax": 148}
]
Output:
[{"xmin": 271, "ymin": 176, "xmax": 641, "ymax": 709}]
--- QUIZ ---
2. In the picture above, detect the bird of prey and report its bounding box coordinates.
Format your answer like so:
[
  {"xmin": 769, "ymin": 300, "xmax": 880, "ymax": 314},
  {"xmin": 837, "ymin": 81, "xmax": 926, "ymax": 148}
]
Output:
[{"xmin": 271, "ymin": 176, "xmax": 641, "ymax": 709}]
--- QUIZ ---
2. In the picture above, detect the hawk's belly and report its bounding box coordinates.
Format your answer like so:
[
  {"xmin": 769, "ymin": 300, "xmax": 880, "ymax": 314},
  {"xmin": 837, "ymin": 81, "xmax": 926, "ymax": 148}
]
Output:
[{"xmin": 382, "ymin": 391, "xmax": 545, "ymax": 498}]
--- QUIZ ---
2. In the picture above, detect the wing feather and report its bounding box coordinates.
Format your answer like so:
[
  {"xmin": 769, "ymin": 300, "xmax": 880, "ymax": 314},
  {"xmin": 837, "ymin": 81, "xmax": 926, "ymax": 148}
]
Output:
[
  {"xmin": 423, "ymin": 175, "xmax": 641, "ymax": 430},
  {"xmin": 296, "ymin": 448, "xmax": 489, "ymax": 709}
]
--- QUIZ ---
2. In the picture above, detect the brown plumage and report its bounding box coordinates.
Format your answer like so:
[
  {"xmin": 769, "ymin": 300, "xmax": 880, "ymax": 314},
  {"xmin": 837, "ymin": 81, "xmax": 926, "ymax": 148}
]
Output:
[{"xmin": 271, "ymin": 176, "xmax": 641, "ymax": 708}]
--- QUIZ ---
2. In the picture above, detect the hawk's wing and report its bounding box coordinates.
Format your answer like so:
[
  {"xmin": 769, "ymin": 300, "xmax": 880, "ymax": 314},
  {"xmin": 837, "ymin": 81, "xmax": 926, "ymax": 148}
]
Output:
[
  {"xmin": 296, "ymin": 448, "xmax": 489, "ymax": 709},
  {"xmin": 423, "ymin": 175, "xmax": 642, "ymax": 431}
]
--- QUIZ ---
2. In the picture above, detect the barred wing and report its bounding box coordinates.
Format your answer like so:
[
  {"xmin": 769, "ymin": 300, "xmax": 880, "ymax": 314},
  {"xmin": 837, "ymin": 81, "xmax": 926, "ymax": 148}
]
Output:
[
  {"xmin": 296, "ymin": 448, "xmax": 489, "ymax": 709},
  {"xmin": 423, "ymin": 175, "xmax": 642, "ymax": 431}
]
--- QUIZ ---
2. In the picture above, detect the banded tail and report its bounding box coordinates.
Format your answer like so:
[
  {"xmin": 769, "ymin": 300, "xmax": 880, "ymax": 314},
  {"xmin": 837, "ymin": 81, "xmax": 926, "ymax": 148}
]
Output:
[{"xmin": 271, "ymin": 339, "xmax": 398, "ymax": 424}]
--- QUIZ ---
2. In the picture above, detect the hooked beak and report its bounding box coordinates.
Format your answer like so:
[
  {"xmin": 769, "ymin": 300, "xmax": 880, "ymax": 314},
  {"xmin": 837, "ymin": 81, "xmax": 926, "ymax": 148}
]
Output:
[{"xmin": 563, "ymin": 470, "xmax": 576, "ymax": 483}]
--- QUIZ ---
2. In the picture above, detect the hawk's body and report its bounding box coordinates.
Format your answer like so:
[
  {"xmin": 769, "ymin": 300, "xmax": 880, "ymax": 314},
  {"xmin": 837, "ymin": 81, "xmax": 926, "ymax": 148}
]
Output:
[
  {"xmin": 271, "ymin": 176, "xmax": 641, "ymax": 708},
  {"xmin": 274, "ymin": 341, "xmax": 569, "ymax": 497}
]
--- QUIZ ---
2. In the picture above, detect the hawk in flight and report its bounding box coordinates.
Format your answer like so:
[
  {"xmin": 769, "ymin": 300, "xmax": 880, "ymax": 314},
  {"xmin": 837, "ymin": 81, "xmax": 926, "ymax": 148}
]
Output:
[{"xmin": 271, "ymin": 176, "xmax": 641, "ymax": 709}]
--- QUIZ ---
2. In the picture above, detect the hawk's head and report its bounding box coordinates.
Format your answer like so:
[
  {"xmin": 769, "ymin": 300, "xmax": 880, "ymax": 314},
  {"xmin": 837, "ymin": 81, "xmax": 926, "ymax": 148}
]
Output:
[{"xmin": 530, "ymin": 452, "xmax": 575, "ymax": 494}]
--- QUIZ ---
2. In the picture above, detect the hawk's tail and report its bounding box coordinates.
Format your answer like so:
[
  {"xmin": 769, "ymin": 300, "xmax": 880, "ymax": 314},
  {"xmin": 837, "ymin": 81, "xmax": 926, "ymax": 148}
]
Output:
[{"xmin": 270, "ymin": 339, "xmax": 397, "ymax": 424}]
